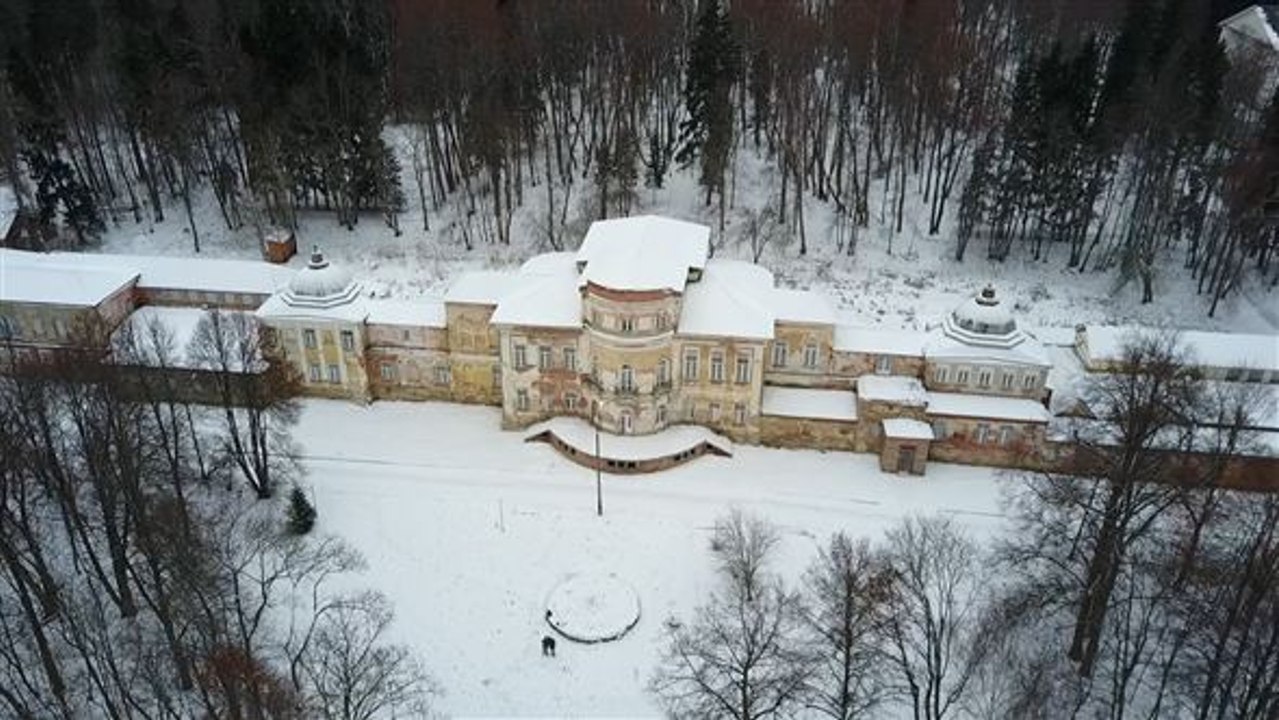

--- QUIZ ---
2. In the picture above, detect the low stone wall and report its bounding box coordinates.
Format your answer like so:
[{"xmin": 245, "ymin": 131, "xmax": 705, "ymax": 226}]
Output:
[
  {"xmin": 759, "ymin": 415, "xmax": 857, "ymax": 452},
  {"xmin": 527, "ymin": 430, "xmax": 731, "ymax": 474}
]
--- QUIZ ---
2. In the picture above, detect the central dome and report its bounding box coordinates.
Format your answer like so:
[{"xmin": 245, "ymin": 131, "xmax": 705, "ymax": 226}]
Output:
[
  {"xmin": 941, "ymin": 285, "xmax": 1024, "ymax": 349},
  {"xmin": 283, "ymin": 248, "xmax": 360, "ymax": 308}
]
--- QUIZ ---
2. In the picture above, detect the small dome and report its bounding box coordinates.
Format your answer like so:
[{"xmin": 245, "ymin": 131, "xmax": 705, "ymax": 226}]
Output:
[
  {"xmin": 941, "ymin": 285, "xmax": 1025, "ymax": 349},
  {"xmin": 951, "ymin": 285, "xmax": 1015, "ymax": 335},
  {"xmin": 282, "ymin": 247, "xmax": 360, "ymax": 308}
]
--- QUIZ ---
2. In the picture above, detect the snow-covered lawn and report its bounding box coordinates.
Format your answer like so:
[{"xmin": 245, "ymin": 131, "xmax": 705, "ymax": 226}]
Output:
[{"xmin": 297, "ymin": 399, "xmax": 1010, "ymax": 717}]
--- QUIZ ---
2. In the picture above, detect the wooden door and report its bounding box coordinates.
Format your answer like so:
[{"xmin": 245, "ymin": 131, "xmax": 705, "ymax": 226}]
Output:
[{"xmin": 897, "ymin": 446, "xmax": 915, "ymax": 474}]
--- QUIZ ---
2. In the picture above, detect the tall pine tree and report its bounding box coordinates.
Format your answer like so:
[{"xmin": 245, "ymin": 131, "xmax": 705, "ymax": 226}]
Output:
[{"xmin": 678, "ymin": 0, "xmax": 740, "ymax": 207}]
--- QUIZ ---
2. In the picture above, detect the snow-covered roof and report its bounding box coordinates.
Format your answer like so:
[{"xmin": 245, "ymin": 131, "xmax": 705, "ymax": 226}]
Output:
[
  {"xmin": 366, "ymin": 299, "xmax": 447, "ymax": 328},
  {"xmin": 925, "ymin": 391, "xmax": 1051, "ymax": 423},
  {"xmin": 1219, "ymin": 5, "xmax": 1279, "ymax": 52},
  {"xmin": 0, "ymin": 185, "xmax": 16, "ymax": 239},
  {"xmin": 444, "ymin": 270, "xmax": 522, "ymax": 306},
  {"xmin": 490, "ymin": 253, "xmax": 583, "ymax": 329},
  {"xmin": 0, "ymin": 249, "xmax": 139, "ymax": 307},
  {"xmin": 882, "ymin": 418, "xmax": 935, "ymax": 441},
  {"xmin": 926, "ymin": 285, "xmax": 1048, "ymax": 366},
  {"xmin": 257, "ymin": 248, "xmax": 366, "ymax": 322},
  {"xmin": 575, "ymin": 215, "xmax": 709, "ymax": 293},
  {"xmin": 857, "ymin": 375, "xmax": 928, "ymax": 406},
  {"xmin": 526, "ymin": 417, "xmax": 733, "ymax": 461},
  {"xmin": 835, "ymin": 325, "xmax": 929, "ymax": 356},
  {"xmin": 1080, "ymin": 325, "xmax": 1278, "ymax": 374},
  {"xmin": 761, "ymin": 386, "xmax": 858, "ymax": 421},
  {"xmin": 16, "ymin": 250, "xmax": 293, "ymax": 297},
  {"xmin": 772, "ymin": 288, "xmax": 837, "ymax": 325},
  {"xmin": 677, "ymin": 259, "xmax": 775, "ymax": 340}
]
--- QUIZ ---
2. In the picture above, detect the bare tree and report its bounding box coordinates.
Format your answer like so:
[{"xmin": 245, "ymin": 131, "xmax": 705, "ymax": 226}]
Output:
[
  {"xmin": 710, "ymin": 508, "xmax": 780, "ymax": 603},
  {"xmin": 800, "ymin": 532, "xmax": 893, "ymax": 720},
  {"xmin": 880, "ymin": 516, "xmax": 989, "ymax": 720}
]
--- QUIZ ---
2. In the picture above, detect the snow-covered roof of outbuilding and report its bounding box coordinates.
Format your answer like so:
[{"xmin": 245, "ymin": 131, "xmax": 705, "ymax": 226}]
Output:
[
  {"xmin": 858, "ymin": 375, "xmax": 928, "ymax": 406},
  {"xmin": 575, "ymin": 215, "xmax": 709, "ymax": 293},
  {"xmin": 1080, "ymin": 325, "xmax": 1278, "ymax": 374},
  {"xmin": 444, "ymin": 270, "xmax": 522, "ymax": 306},
  {"xmin": 0, "ymin": 249, "xmax": 139, "ymax": 307},
  {"xmin": 761, "ymin": 386, "xmax": 858, "ymax": 422},
  {"xmin": 883, "ymin": 418, "xmax": 935, "ymax": 441},
  {"xmin": 926, "ymin": 391, "xmax": 1051, "ymax": 423},
  {"xmin": 677, "ymin": 259, "xmax": 775, "ymax": 340}
]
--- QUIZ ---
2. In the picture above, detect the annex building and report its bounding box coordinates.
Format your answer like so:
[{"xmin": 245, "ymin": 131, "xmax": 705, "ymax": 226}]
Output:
[{"xmin": 2, "ymin": 216, "xmax": 1276, "ymax": 481}]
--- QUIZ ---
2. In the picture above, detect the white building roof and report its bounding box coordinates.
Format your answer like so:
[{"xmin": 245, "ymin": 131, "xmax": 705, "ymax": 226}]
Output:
[
  {"xmin": 835, "ymin": 325, "xmax": 929, "ymax": 356},
  {"xmin": 772, "ymin": 288, "xmax": 837, "ymax": 325},
  {"xmin": 366, "ymin": 299, "xmax": 447, "ymax": 328},
  {"xmin": 858, "ymin": 375, "xmax": 928, "ymax": 406},
  {"xmin": 761, "ymin": 386, "xmax": 858, "ymax": 422},
  {"xmin": 677, "ymin": 259, "xmax": 775, "ymax": 340},
  {"xmin": 575, "ymin": 215, "xmax": 709, "ymax": 293},
  {"xmin": 92, "ymin": 252, "xmax": 291, "ymax": 296},
  {"xmin": 926, "ymin": 285, "xmax": 1049, "ymax": 366},
  {"xmin": 0, "ymin": 249, "xmax": 139, "ymax": 307},
  {"xmin": 925, "ymin": 391, "xmax": 1051, "ymax": 423},
  {"xmin": 883, "ymin": 418, "xmax": 935, "ymax": 441},
  {"xmin": 1219, "ymin": 5, "xmax": 1279, "ymax": 52},
  {"xmin": 444, "ymin": 270, "xmax": 522, "ymax": 306},
  {"xmin": 491, "ymin": 252, "xmax": 583, "ymax": 329},
  {"xmin": 1080, "ymin": 325, "xmax": 1279, "ymax": 374}
]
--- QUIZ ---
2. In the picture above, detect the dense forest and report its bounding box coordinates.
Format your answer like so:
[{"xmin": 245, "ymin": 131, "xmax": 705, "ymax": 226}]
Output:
[{"xmin": 0, "ymin": 0, "xmax": 1275, "ymax": 315}]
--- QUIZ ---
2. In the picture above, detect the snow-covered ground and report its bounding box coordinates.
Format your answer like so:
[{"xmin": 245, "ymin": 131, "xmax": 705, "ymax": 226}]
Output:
[
  {"xmin": 297, "ymin": 399, "xmax": 1010, "ymax": 717},
  {"xmin": 83, "ymin": 147, "xmax": 1278, "ymax": 336}
]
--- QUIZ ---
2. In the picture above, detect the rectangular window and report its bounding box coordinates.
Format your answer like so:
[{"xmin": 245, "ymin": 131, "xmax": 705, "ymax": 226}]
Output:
[
  {"xmin": 620, "ymin": 317, "xmax": 635, "ymax": 333},
  {"xmin": 657, "ymin": 358, "xmax": 671, "ymax": 385},
  {"xmin": 710, "ymin": 352, "xmax": 725, "ymax": 382},
  {"xmin": 688, "ymin": 402, "xmax": 697, "ymax": 420},
  {"xmin": 539, "ymin": 346, "xmax": 552, "ymax": 370},
  {"xmin": 1022, "ymin": 373, "xmax": 1037, "ymax": 389},
  {"xmin": 620, "ymin": 366, "xmax": 635, "ymax": 392},
  {"xmin": 380, "ymin": 363, "xmax": 396, "ymax": 381},
  {"xmin": 978, "ymin": 370, "xmax": 992, "ymax": 388},
  {"xmin": 998, "ymin": 425, "xmax": 1014, "ymax": 446},
  {"xmin": 734, "ymin": 403, "xmax": 746, "ymax": 425},
  {"xmin": 54, "ymin": 319, "xmax": 67, "ymax": 338},
  {"xmin": 1001, "ymin": 373, "xmax": 1014, "ymax": 389},
  {"xmin": 735, "ymin": 355, "xmax": 751, "ymax": 384},
  {"xmin": 563, "ymin": 347, "xmax": 577, "ymax": 372},
  {"xmin": 303, "ymin": 329, "xmax": 317, "ymax": 348},
  {"xmin": 434, "ymin": 365, "xmax": 451, "ymax": 385},
  {"xmin": 402, "ymin": 329, "xmax": 411, "ymax": 341},
  {"xmin": 340, "ymin": 330, "xmax": 355, "ymax": 352},
  {"xmin": 772, "ymin": 342, "xmax": 788, "ymax": 368},
  {"xmin": 1224, "ymin": 367, "xmax": 1242, "ymax": 381},
  {"xmin": 492, "ymin": 365, "xmax": 502, "ymax": 389},
  {"xmin": 657, "ymin": 405, "xmax": 667, "ymax": 425},
  {"xmin": 932, "ymin": 420, "xmax": 947, "ymax": 439},
  {"xmin": 803, "ymin": 344, "xmax": 819, "ymax": 368},
  {"xmin": 683, "ymin": 350, "xmax": 699, "ymax": 380},
  {"xmin": 657, "ymin": 313, "xmax": 669, "ymax": 331},
  {"xmin": 875, "ymin": 355, "xmax": 893, "ymax": 375},
  {"xmin": 565, "ymin": 393, "xmax": 578, "ymax": 411},
  {"xmin": 710, "ymin": 403, "xmax": 722, "ymax": 422},
  {"xmin": 933, "ymin": 366, "xmax": 949, "ymax": 384},
  {"xmin": 955, "ymin": 368, "xmax": 970, "ymax": 385},
  {"xmin": 327, "ymin": 364, "xmax": 341, "ymax": 384},
  {"xmin": 975, "ymin": 423, "xmax": 991, "ymax": 444},
  {"xmin": 514, "ymin": 344, "xmax": 527, "ymax": 368},
  {"xmin": 516, "ymin": 389, "xmax": 529, "ymax": 411},
  {"xmin": 308, "ymin": 363, "xmax": 322, "ymax": 382}
]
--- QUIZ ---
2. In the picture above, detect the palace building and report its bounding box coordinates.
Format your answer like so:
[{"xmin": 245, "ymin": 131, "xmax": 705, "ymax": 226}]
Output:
[{"xmin": 2, "ymin": 216, "xmax": 1276, "ymax": 480}]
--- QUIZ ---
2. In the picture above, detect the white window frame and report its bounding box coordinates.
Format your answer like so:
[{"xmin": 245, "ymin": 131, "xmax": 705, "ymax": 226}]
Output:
[
  {"xmin": 563, "ymin": 347, "xmax": 577, "ymax": 372},
  {"xmin": 710, "ymin": 352, "xmax": 725, "ymax": 383},
  {"xmin": 998, "ymin": 425, "xmax": 1014, "ymax": 446},
  {"xmin": 657, "ymin": 358, "xmax": 671, "ymax": 385},
  {"xmin": 434, "ymin": 365, "xmax": 451, "ymax": 386},
  {"xmin": 327, "ymin": 364, "xmax": 341, "ymax": 384},
  {"xmin": 772, "ymin": 342, "xmax": 788, "ymax": 368},
  {"xmin": 565, "ymin": 393, "xmax": 578, "ymax": 411},
  {"xmin": 735, "ymin": 355, "xmax": 751, "ymax": 384},
  {"xmin": 516, "ymin": 389, "xmax": 529, "ymax": 411},
  {"xmin": 303, "ymin": 329, "xmax": 317, "ymax": 349},
  {"xmin": 803, "ymin": 343, "xmax": 819, "ymax": 368},
  {"xmin": 340, "ymin": 330, "xmax": 355, "ymax": 352},
  {"xmin": 1023, "ymin": 373, "xmax": 1037, "ymax": 389},
  {"xmin": 620, "ymin": 316, "xmax": 635, "ymax": 333},
  {"xmin": 955, "ymin": 367, "xmax": 970, "ymax": 385},
  {"xmin": 514, "ymin": 344, "xmax": 527, "ymax": 369},
  {"xmin": 657, "ymin": 405, "xmax": 667, "ymax": 425},
  {"xmin": 380, "ymin": 363, "xmax": 396, "ymax": 381},
  {"xmin": 875, "ymin": 355, "xmax": 893, "ymax": 375},
  {"xmin": 539, "ymin": 346, "xmax": 552, "ymax": 370},
  {"xmin": 308, "ymin": 363, "xmax": 322, "ymax": 382},
  {"xmin": 934, "ymin": 366, "xmax": 949, "ymax": 384},
  {"xmin": 620, "ymin": 365, "xmax": 635, "ymax": 392},
  {"xmin": 683, "ymin": 350, "xmax": 699, "ymax": 380},
  {"xmin": 710, "ymin": 403, "xmax": 722, "ymax": 422},
  {"xmin": 975, "ymin": 423, "xmax": 991, "ymax": 444},
  {"xmin": 1001, "ymin": 372, "xmax": 1015, "ymax": 390},
  {"xmin": 977, "ymin": 370, "xmax": 992, "ymax": 388},
  {"xmin": 733, "ymin": 403, "xmax": 746, "ymax": 425}
]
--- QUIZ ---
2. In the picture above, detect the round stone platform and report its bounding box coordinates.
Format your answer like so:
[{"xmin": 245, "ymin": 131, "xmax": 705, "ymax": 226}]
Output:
[{"xmin": 545, "ymin": 573, "xmax": 642, "ymax": 644}]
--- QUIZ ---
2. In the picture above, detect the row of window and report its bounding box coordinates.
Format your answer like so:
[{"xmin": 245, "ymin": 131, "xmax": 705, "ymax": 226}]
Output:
[
  {"xmin": 302, "ymin": 328, "xmax": 357, "ymax": 352},
  {"xmin": 588, "ymin": 310, "xmax": 671, "ymax": 335},
  {"xmin": 933, "ymin": 420, "xmax": 1017, "ymax": 446},
  {"xmin": 932, "ymin": 366, "xmax": 1038, "ymax": 391},
  {"xmin": 770, "ymin": 342, "xmax": 822, "ymax": 369},
  {"xmin": 308, "ymin": 363, "xmax": 343, "ymax": 384},
  {"xmin": 512, "ymin": 391, "xmax": 749, "ymax": 428},
  {"xmin": 513, "ymin": 344, "xmax": 577, "ymax": 371},
  {"xmin": 683, "ymin": 350, "xmax": 753, "ymax": 384}
]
